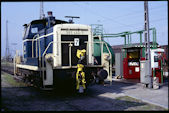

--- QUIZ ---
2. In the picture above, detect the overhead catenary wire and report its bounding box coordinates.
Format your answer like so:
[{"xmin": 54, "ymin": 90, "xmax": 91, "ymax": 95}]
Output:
[
  {"xmin": 73, "ymin": 2, "xmax": 167, "ymax": 30},
  {"xmin": 101, "ymin": 4, "xmax": 167, "ymax": 22},
  {"xmin": 73, "ymin": 2, "xmax": 167, "ymax": 46},
  {"xmin": 72, "ymin": 2, "xmax": 136, "ymax": 28},
  {"xmin": 104, "ymin": 17, "xmax": 167, "ymax": 33}
]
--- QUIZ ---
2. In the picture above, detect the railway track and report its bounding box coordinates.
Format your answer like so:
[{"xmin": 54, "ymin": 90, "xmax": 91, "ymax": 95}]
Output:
[
  {"xmin": 1, "ymin": 63, "xmax": 15, "ymax": 75},
  {"xmin": 1, "ymin": 62, "xmax": 33, "ymax": 86}
]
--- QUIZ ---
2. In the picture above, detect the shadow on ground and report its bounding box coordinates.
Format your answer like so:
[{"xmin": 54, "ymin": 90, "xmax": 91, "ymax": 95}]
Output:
[{"xmin": 1, "ymin": 80, "xmax": 156, "ymax": 111}]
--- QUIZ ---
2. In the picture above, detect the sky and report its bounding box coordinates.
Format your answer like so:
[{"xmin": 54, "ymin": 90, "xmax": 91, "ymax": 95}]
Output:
[{"xmin": 1, "ymin": 1, "xmax": 168, "ymax": 57}]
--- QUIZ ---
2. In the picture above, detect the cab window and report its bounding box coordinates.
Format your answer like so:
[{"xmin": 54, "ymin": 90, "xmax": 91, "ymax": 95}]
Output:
[
  {"xmin": 31, "ymin": 27, "xmax": 38, "ymax": 33},
  {"xmin": 31, "ymin": 24, "xmax": 44, "ymax": 34}
]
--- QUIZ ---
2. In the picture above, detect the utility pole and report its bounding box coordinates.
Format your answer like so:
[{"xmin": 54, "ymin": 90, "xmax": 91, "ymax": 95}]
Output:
[
  {"xmin": 5, "ymin": 20, "xmax": 10, "ymax": 62},
  {"xmin": 144, "ymin": 1, "xmax": 152, "ymax": 88},
  {"xmin": 40, "ymin": 2, "xmax": 45, "ymax": 19}
]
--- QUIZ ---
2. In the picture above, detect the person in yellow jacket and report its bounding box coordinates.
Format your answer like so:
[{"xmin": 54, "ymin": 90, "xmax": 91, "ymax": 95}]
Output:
[{"xmin": 76, "ymin": 49, "xmax": 86, "ymax": 93}]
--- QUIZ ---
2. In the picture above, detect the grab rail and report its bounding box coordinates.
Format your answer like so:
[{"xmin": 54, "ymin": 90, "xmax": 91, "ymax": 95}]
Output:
[
  {"xmin": 32, "ymin": 34, "xmax": 39, "ymax": 58},
  {"xmin": 41, "ymin": 41, "xmax": 54, "ymax": 87},
  {"xmin": 86, "ymin": 41, "xmax": 112, "ymax": 84}
]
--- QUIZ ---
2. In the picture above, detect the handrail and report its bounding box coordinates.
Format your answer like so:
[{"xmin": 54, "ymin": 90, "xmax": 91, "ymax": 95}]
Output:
[
  {"xmin": 41, "ymin": 41, "xmax": 75, "ymax": 86},
  {"xmin": 41, "ymin": 41, "xmax": 54, "ymax": 87},
  {"xmin": 92, "ymin": 40, "xmax": 113, "ymax": 84},
  {"xmin": 32, "ymin": 34, "xmax": 39, "ymax": 58},
  {"xmin": 40, "ymin": 39, "xmax": 113, "ymax": 86},
  {"xmin": 38, "ymin": 38, "xmax": 41, "ymax": 68},
  {"xmin": 87, "ymin": 41, "xmax": 112, "ymax": 64},
  {"xmin": 42, "ymin": 41, "xmax": 54, "ymax": 57},
  {"xmin": 69, "ymin": 43, "xmax": 72, "ymax": 66},
  {"xmin": 104, "ymin": 42, "xmax": 112, "ymax": 80}
]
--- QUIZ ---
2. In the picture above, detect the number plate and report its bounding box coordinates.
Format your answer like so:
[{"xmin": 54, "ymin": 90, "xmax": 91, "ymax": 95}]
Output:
[{"xmin": 74, "ymin": 38, "xmax": 79, "ymax": 46}]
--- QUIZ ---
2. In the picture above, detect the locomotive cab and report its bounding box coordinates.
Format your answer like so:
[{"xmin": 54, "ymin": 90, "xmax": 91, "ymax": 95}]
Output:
[
  {"xmin": 23, "ymin": 20, "xmax": 46, "ymax": 40},
  {"xmin": 22, "ymin": 12, "xmax": 68, "ymax": 65},
  {"xmin": 22, "ymin": 20, "xmax": 46, "ymax": 65}
]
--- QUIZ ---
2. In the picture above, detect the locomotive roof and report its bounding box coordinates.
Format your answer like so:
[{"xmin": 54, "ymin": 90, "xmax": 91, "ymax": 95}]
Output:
[
  {"xmin": 53, "ymin": 19, "xmax": 69, "ymax": 24},
  {"xmin": 31, "ymin": 18, "xmax": 68, "ymax": 25},
  {"xmin": 31, "ymin": 19, "xmax": 46, "ymax": 24},
  {"xmin": 23, "ymin": 18, "xmax": 69, "ymax": 26}
]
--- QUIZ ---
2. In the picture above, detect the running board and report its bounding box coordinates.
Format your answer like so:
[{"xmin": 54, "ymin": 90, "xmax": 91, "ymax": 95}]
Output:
[{"xmin": 16, "ymin": 64, "xmax": 40, "ymax": 71}]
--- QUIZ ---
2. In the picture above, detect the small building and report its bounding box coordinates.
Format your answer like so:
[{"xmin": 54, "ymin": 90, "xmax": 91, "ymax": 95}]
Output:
[{"xmin": 112, "ymin": 42, "xmax": 166, "ymax": 83}]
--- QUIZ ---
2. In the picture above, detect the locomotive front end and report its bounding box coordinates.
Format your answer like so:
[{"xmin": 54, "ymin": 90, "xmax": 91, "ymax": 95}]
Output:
[
  {"xmin": 52, "ymin": 24, "xmax": 93, "ymax": 67},
  {"xmin": 43, "ymin": 24, "xmax": 94, "ymax": 92}
]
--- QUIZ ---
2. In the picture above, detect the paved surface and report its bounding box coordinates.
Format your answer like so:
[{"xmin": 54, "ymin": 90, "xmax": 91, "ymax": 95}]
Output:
[
  {"xmin": 1, "ymin": 71, "xmax": 167, "ymax": 111},
  {"xmin": 111, "ymin": 78, "xmax": 168, "ymax": 109}
]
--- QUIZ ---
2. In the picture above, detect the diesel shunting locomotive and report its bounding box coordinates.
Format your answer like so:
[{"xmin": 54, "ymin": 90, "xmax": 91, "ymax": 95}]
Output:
[{"xmin": 14, "ymin": 11, "xmax": 114, "ymax": 93}]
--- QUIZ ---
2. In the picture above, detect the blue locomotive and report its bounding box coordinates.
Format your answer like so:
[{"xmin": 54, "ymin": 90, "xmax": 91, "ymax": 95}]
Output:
[{"xmin": 15, "ymin": 11, "xmax": 114, "ymax": 92}]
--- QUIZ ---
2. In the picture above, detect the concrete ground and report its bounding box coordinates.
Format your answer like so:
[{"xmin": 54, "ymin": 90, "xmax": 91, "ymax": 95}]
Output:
[
  {"xmin": 1, "ymin": 71, "xmax": 168, "ymax": 111},
  {"xmin": 111, "ymin": 78, "xmax": 168, "ymax": 109}
]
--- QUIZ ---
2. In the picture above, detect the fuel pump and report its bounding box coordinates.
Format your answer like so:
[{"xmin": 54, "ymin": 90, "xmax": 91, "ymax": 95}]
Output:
[
  {"xmin": 151, "ymin": 48, "xmax": 164, "ymax": 84},
  {"xmin": 141, "ymin": 48, "xmax": 164, "ymax": 89}
]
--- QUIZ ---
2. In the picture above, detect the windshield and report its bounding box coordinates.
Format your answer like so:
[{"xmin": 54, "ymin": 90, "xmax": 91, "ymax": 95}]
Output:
[
  {"xmin": 23, "ymin": 22, "xmax": 45, "ymax": 39},
  {"xmin": 30, "ymin": 24, "xmax": 44, "ymax": 34}
]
